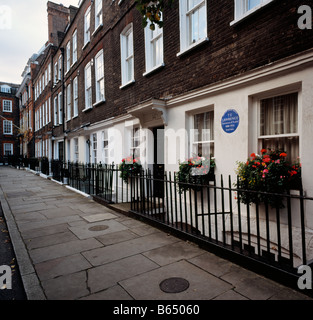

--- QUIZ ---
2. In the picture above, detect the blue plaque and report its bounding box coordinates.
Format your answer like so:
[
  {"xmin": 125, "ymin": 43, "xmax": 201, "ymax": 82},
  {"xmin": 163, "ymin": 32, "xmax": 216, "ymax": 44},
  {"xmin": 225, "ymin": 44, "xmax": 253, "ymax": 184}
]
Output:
[{"xmin": 221, "ymin": 109, "xmax": 240, "ymax": 134}]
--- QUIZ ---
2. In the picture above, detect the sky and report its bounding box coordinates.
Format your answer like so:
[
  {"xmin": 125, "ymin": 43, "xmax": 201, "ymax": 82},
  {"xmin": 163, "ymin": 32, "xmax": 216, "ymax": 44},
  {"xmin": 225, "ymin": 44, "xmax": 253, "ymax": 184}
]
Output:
[{"xmin": 0, "ymin": 0, "xmax": 79, "ymax": 85}]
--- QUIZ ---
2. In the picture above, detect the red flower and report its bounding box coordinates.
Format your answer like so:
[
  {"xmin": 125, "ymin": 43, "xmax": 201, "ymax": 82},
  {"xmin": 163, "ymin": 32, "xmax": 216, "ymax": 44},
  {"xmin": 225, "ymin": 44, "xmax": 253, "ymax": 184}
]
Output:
[
  {"xmin": 261, "ymin": 149, "xmax": 267, "ymax": 154},
  {"xmin": 280, "ymin": 152, "xmax": 287, "ymax": 157},
  {"xmin": 250, "ymin": 153, "xmax": 256, "ymax": 158}
]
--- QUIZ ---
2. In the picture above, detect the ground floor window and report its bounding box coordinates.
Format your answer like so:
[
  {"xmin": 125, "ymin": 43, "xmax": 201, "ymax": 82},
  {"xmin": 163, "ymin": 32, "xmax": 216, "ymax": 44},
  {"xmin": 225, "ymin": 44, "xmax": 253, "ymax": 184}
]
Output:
[
  {"xmin": 259, "ymin": 92, "xmax": 299, "ymax": 162},
  {"xmin": 3, "ymin": 143, "xmax": 13, "ymax": 156},
  {"xmin": 92, "ymin": 133, "xmax": 97, "ymax": 164},
  {"xmin": 102, "ymin": 130, "xmax": 109, "ymax": 164},
  {"xmin": 192, "ymin": 110, "xmax": 214, "ymax": 158}
]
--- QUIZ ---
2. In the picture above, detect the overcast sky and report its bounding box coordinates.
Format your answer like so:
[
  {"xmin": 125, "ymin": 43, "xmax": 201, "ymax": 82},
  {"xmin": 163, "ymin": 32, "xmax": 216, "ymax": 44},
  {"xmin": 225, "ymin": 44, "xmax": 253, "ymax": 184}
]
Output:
[{"xmin": 0, "ymin": 0, "xmax": 79, "ymax": 85}]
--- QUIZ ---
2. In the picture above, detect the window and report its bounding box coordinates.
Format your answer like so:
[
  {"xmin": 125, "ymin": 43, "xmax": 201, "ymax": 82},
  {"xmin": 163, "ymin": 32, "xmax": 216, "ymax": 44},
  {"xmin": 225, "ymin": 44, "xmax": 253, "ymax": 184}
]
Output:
[
  {"xmin": 3, "ymin": 120, "xmax": 13, "ymax": 135},
  {"xmin": 130, "ymin": 127, "xmax": 140, "ymax": 159},
  {"xmin": 120, "ymin": 24, "xmax": 134, "ymax": 86},
  {"xmin": 92, "ymin": 133, "xmax": 97, "ymax": 164},
  {"xmin": 72, "ymin": 30, "xmax": 77, "ymax": 64},
  {"xmin": 84, "ymin": 6, "xmax": 91, "ymax": 46},
  {"xmin": 74, "ymin": 138, "xmax": 79, "ymax": 162},
  {"xmin": 73, "ymin": 77, "xmax": 78, "ymax": 117},
  {"xmin": 58, "ymin": 92, "xmax": 63, "ymax": 125},
  {"xmin": 102, "ymin": 129, "xmax": 109, "ymax": 164},
  {"xmin": 54, "ymin": 62, "xmax": 58, "ymax": 84},
  {"xmin": 66, "ymin": 41, "xmax": 71, "ymax": 73},
  {"xmin": 1, "ymin": 85, "xmax": 11, "ymax": 93},
  {"xmin": 259, "ymin": 92, "xmax": 299, "ymax": 162},
  {"xmin": 49, "ymin": 63, "xmax": 51, "ymax": 82},
  {"xmin": 84, "ymin": 62, "xmax": 92, "ymax": 109},
  {"xmin": 95, "ymin": 0, "xmax": 103, "ymax": 29},
  {"xmin": 3, "ymin": 100, "xmax": 12, "ymax": 112},
  {"xmin": 66, "ymin": 84, "xmax": 72, "ymax": 121},
  {"xmin": 192, "ymin": 111, "xmax": 214, "ymax": 158},
  {"xmin": 58, "ymin": 56, "xmax": 62, "ymax": 80},
  {"xmin": 95, "ymin": 50, "xmax": 105, "ymax": 103},
  {"xmin": 179, "ymin": 0, "xmax": 207, "ymax": 54},
  {"xmin": 144, "ymin": 17, "xmax": 164, "ymax": 73},
  {"xmin": 3, "ymin": 143, "xmax": 13, "ymax": 156},
  {"xmin": 233, "ymin": 0, "xmax": 273, "ymax": 22},
  {"xmin": 48, "ymin": 98, "xmax": 51, "ymax": 123}
]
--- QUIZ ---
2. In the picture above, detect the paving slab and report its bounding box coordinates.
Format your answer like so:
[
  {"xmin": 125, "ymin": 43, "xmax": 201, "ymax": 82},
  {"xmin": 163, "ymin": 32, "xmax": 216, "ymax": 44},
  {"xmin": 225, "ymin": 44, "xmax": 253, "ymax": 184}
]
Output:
[
  {"xmin": 80, "ymin": 285, "xmax": 134, "ymax": 300},
  {"xmin": 82, "ymin": 213, "xmax": 118, "ymax": 222}
]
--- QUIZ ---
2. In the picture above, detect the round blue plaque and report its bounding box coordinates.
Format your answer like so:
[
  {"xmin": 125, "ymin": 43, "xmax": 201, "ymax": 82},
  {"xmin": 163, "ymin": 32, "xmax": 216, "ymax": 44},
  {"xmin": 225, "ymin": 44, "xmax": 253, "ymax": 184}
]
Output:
[{"xmin": 221, "ymin": 109, "xmax": 240, "ymax": 134}]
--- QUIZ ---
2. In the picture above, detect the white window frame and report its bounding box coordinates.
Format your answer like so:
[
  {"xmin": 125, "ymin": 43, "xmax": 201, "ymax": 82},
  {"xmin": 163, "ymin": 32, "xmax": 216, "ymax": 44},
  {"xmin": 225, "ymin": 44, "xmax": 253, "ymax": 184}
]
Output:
[
  {"xmin": 102, "ymin": 129, "xmax": 109, "ymax": 164},
  {"xmin": 73, "ymin": 77, "xmax": 79, "ymax": 117},
  {"xmin": 58, "ymin": 56, "xmax": 62, "ymax": 80},
  {"xmin": 95, "ymin": 0, "xmax": 103, "ymax": 30},
  {"xmin": 3, "ymin": 100, "xmax": 12, "ymax": 112},
  {"xmin": 130, "ymin": 127, "xmax": 140, "ymax": 159},
  {"xmin": 54, "ymin": 62, "xmax": 58, "ymax": 84},
  {"xmin": 72, "ymin": 30, "xmax": 78, "ymax": 64},
  {"xmin": 54, "ymin": 97, "xmax": 58, "ymax": 126},
  {"xmin": 178, "ymin": 0, "xmax": 208, "ymax": 56},
  {"xmin": 191, "ymin": 109, "xmax": 214, "ymax": 158},
  {"xmin": 144, "ymin": 18, "xmax": 164, "ymax": 75},
  {"xmin": 3, "ymin": 143, "xmax": 13, "ymax": 156},
  {"xmin": 258, "ymin": 92, "xmax": 299, "ymax": 162},
  {"xmin": 58, "ymin": 92, "xmax": 63, "ymax": 125},
  {"xmin": 231, "ymin": 0, "xmax": 274, "ymax": 25},
  {"xmin": 66, "ymin": 84, "xmax": 72, "ymax": 121},
  {"xmin": 74, "ymin": 138, "xmax": 79, "ymax": 162},
  {"xmin": 84, "ymin": 6, "xmax": 91, "ymax": 46},
  {"xmin": 84, "ymin": 62, "xmax": 92, "ymax": 110},
  {"xmin": 95, "ymin": 50, "xmax": 105, "ymax": 104},
  {"xmin": 3, "ymin": 120, "xmax": 13, "ymax": 135},
  {"xmin": 66, "ymin": 41, "xmax": 71, "ymax": 73},
  {"xmin": 92, "ymin": 133, "xmax": 98, "ymax": 164},
  {"xmin": 120, "ymin": 23, "xmax": 134, "ymax": 88}
]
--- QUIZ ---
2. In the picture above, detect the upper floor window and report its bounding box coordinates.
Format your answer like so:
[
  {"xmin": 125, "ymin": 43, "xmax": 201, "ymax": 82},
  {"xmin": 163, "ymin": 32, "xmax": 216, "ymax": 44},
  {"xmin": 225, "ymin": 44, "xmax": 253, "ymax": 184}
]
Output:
[
  {"xmin": 66, "ymin": 41, "xmax": 71, "ymax": 73},
  {"xmin": 58, "ymin": 56, "xmax": 62, "ymax": 80},
  {"xmin": 84, "ymin": 62, "xmax": 92, "ymax": 110},
  {"xmin": 66, "ymin": 84, "xmax": 72, "ymax": 121},
  {"xmin": 3, "ymin": 120, "xmax": 13, "ymax": 135},
  {"xmin": 95, "ymin": 0, "xmax": 103, "ymax": 29},
  {"xmin": 3, "ymin": 143, "xmax": 13, "ymax": 156},
  {"xmin": 0, "ymin": 85, "xmax": 11, "ymax": 93},
  {"xmin": 84, "ymin": 6, "xmax": 91, "ymax": 45},
  {"xmin": 72, "ymin": 30, "xmax": 78, "ymax": 64},
  {"xmin": 54, "ymin": 62, "xmax": 58, "ymax": 84},
  {"xmin": 144, "ymin": 17, "xmax": 164, "ymax": 74},
  {"xmin": 120, "ymin": 24, "xmax": 134, "ymax": 87},
  {"xmin": 73, "ymin": 77, "xmax": 79, "ymax": 117},
  {"xmin": 233, "ymin": 0, "xmax": 273, "ymax": 22},
  {"xmin": 95, "ymin": 50, "xmax": 105, "ymax": 103},
  {"xmin": 179, "ymin": 0, "xmax": 207, "ymax": 54},
  {"xmin": 3, "ymin": 100, "xmax": 12, "ymax": 112}
]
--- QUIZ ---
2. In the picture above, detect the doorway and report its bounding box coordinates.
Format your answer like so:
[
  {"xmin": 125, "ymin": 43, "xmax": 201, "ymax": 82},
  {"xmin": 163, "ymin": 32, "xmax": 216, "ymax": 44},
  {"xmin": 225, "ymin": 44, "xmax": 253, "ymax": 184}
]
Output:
[{"xmin": 153, "ymin": 126, "xmax": 164, "ymax": 198}]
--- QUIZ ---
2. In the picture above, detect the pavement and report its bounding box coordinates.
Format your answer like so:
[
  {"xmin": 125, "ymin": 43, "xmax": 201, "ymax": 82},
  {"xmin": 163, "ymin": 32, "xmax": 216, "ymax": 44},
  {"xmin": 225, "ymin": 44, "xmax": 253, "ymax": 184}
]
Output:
[{"xmin": 0, "ymin": 166, "xmax": 312, "ymax": 301}]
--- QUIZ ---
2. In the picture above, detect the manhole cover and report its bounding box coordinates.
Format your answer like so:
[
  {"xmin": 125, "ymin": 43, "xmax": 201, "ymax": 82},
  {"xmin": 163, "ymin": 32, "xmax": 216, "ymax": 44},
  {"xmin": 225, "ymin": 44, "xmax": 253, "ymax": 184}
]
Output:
[
  {"xmin": 88, "ymin": 225, "xmax": 109, "ymax": 232},
  {"xmin": 159, "ymin": 277, "xmax": 190, "ymax": 293}
]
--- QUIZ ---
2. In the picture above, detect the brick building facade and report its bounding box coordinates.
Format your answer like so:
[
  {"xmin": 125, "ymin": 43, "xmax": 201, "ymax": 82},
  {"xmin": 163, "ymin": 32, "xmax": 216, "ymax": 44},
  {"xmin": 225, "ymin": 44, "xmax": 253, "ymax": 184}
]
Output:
[{"xmin": 0, "ymin": 82, "xmax": 19, "ymax": 164}]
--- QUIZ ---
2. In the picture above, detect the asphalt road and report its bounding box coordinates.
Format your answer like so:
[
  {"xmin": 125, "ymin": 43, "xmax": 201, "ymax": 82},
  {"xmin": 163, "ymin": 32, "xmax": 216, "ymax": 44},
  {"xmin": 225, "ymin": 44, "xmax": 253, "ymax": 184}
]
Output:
[{"xmin": 0, "ymin": 202, "xmax": 27, "ymax": 300}]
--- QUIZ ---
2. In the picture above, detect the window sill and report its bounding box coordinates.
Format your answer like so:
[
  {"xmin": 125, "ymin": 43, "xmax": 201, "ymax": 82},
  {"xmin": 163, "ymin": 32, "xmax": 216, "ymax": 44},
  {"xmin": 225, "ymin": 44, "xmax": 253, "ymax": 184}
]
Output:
[
  {"xmin": 119, "ymin": 79, "xmax": 135, "ymax": 90},
  {"xmin": 93, "ymin": 99, "xmax": 106, "ymax": 107},
  {"xmin": 230, "ymin": 0, "xmax": 274, "ymax": 26},
  {"xmin": 71, "ymin": 60, "xmax": 77, "ymax": 69},
  {"xmin": 143, "ymin": 63, "xmax": 165, "ymax": 77},
  {"xmin": 82, "ymin": 107, "xmax": 93, "ymax": 113},
  {"xmin": 177, "ymin": 37, "xmax": 209, "ymax": 57},
  {"xmin": 92, "ymin": 23, "xmax": 103, "ymax": 37},
  {"xmin": 82, "ymin": 40, "xmax": 90, "ymax": 50},
  {"xmin": 72, "ymin": 115, "xmax": 78, "ymax": 120}
]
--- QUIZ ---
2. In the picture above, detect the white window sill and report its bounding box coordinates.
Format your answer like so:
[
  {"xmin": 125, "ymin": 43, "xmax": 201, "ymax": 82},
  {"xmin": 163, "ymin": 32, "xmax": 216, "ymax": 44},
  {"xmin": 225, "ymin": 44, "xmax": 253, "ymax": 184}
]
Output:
[
  {"xmin": 119, "ymin": 79, "xmax": 135, "ymax": 89},
  {"xmin": 82, "ymin": 40, "xmax": 90, "ymax": 50},
  {"xmin": 92, "ymin": 24, "xmax": 103, "ymax": 37},
  {"xmin": 72, "ymin": 115, "xmax": 78, "ymax": 119},
  {"xmin": 82, "ymin": 107, "xmax": 93, "ymax": 113},
  {"xmin": 143, "ymin": 63, "xmax": 165, "ymax": 77},
  {"xmin": 177, "ymin": 37, "xmax": 209, "ymax": 57},
  {"xmin": 71, "ymin": 60, "xmax": 77, "ymax": 69},
  {"xmin": 93, "ymin": 99, "xmax": 106, "ymax": 107},
  {"xmin": 230, "ymin": 0, "xmax": 274, "ymax": 26}
]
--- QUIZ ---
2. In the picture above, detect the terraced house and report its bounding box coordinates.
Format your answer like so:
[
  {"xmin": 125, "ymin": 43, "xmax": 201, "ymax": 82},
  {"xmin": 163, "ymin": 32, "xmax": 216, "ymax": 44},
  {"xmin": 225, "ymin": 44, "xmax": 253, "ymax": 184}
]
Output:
[{"xmin": 18, "ymin": 0, "xmax": 313, "ymax": 284}]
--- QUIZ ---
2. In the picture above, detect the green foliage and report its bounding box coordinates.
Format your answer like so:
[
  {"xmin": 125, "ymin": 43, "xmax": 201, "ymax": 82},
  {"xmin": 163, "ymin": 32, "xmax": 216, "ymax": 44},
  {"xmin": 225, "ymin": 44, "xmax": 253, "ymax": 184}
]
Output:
[
  {"xmin": 135, "ymin": 0, "xmax": 174, "ymax": 30},
  {"xmin": 176, "ymin": 156, "xmax": 215, "ymax": 193},
  {"xmin": 235, "ymin": 149, "xmax": 302, "ymax": 208},
  {"xmin": 119, "ymin": 157, "xmax": 142, "ymax": 183}
]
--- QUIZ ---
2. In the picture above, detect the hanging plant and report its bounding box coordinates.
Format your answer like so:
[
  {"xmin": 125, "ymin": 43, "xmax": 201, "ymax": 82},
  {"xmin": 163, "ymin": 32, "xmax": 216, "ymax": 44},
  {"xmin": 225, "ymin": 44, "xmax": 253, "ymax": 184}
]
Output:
[{"xmin": 119, "ymin": 157, "xmax": 143, "ymax": 183}]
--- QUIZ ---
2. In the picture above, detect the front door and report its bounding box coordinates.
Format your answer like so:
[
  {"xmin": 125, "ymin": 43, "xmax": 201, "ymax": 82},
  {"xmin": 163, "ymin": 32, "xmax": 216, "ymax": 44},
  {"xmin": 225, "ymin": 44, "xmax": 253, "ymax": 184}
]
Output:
[{"xmin": 153, "ymin": 126, "xmax": 164, "ymax": 198}]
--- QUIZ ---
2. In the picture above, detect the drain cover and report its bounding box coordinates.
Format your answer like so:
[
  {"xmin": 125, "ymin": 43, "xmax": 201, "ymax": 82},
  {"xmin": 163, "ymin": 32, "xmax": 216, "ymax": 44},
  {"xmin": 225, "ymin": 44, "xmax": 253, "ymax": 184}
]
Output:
[
  {"xmin": 88, "ymin": 225, "xmax": 109, "ymax": 232},
  {"xmin": 159, "ymin": 277, "xmax": 190, "ymax": 293}
]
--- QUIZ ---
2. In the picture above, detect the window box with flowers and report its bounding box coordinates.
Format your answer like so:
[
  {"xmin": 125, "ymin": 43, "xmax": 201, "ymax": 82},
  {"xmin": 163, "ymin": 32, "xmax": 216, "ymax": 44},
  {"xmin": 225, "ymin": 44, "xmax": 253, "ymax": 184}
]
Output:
[
  {"xmin": 176, "ymin": 156, "xmax": 216, "ymax": 193},
  {"xmin": 119, "ymin": 157, "xmax": 143, "ymax": 184},
  {"xmin": 235, "ymin": 149, "xmax": 302, "ymax": 209}
]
